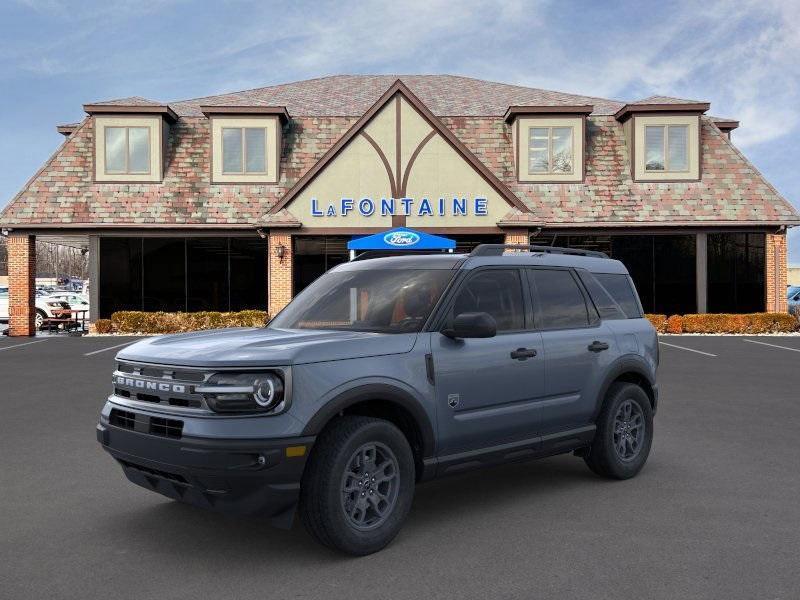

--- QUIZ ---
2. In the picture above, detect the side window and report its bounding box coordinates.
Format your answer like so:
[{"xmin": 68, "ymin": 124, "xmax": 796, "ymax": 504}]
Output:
[
  {"xmin": 594, "ymin": 273, "xmax": 643, "ymax": 318},
  {"xmin": 449, "ymin": 269, "xmax": 525, "ymax": 332},
  {"xmin": 577, "ymin": 271, "xmax": 626, "ymax": 320},
  {"xmin": 530, "ymin": 269, "xmax": 589, "ymax": 329}
]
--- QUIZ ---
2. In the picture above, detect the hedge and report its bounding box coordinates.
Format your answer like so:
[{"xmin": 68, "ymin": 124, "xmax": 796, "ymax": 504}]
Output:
[
  {"xmin": 110, "ymin": 310, "xmax": 269, "ymax": 334},
  {"xmin": 645, "ymin": 312, "xmax": 797, "ymax": 334}
]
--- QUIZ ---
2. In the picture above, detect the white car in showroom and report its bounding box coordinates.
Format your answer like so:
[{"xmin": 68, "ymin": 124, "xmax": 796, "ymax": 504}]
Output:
[{"xmin": 0, "ymin": 286, "xmax": 73, "ymax": 329}]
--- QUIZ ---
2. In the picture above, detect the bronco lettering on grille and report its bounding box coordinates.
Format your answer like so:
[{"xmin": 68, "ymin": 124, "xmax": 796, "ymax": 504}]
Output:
[{"xmin": 115, "ymin": 375, "xmax": 186, "ymax": 394}]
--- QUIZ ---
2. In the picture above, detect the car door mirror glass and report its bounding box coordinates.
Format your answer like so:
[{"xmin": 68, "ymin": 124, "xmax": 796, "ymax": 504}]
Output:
[{"xmin": 443, "ymin": 312, "xmax": 497, "ymax": 339}]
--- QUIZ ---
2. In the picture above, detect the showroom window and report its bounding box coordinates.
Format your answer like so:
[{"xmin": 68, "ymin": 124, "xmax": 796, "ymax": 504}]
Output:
[
  {"xmin": 99, "ymin": 237, "xmax": 267, "ymax": 317},
  {"xmin": 528, "ymin": 126, "xmax": 573, "ymax": 174},
  {"xmin": 222, "ymin": 127, "xmax": 268, "ymax": 174},
  {"xmin": 645, "ymin": 125, "xmax": 688, "ymax": 172},
  {"xmin": 707, "ymin": 233, "xmax": 765, "ymax": 313}
]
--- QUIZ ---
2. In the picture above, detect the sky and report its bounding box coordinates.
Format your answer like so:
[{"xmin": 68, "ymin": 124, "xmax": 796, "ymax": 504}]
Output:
[{"xmin": 1, "ymin": 0, "xmax": 798, "ymax": 260}]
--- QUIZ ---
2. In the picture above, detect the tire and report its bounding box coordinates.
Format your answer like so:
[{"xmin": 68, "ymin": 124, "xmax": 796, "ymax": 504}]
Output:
[
  {"xmin": 584, "ymin": 382, "xmax": 653, "ymax": 480},
  {"xmin": 35, "ymin": 309, "xmax": 46, "ymax": 330},
  {"xmin": 299, "ymin": 415, "xmax": 415, "ymax": 555}
]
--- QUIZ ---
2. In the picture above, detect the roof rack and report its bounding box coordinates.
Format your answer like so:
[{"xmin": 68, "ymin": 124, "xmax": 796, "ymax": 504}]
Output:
[{"xmin": 469, "ymin": 244, "xmax": 609, "ymax": 258}]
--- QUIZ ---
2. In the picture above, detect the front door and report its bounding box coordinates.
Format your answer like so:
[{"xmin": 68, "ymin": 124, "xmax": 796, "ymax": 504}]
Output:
[{"xmin": 431, "ymin": 268, "xmax": 545, "ymax": 455}]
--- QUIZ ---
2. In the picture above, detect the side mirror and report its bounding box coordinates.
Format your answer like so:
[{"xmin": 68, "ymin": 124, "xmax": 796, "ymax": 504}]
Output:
[{"xmin": 442, "ymin": 312, "xmax": 497, "ymax": 339}]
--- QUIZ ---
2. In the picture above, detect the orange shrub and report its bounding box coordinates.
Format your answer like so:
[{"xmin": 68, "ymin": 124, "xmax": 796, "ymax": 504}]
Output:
[
  {"xmin": 645, "ymin": 314, "xmax": 667, "ymax": 333},
  {"xmin": 111, "ymin": 310, "xmax": 269, "ymax": 334},
  {"xmin": 680, "ymin": 313, "xmax": 797, "ymax": 334},
  {"xmin": 665, "ymin": 315, "xmax": 683, "ymax": 334},
  {"xmin": 93, "ymin": 319, "xmax": 113, "ymax": 334}
]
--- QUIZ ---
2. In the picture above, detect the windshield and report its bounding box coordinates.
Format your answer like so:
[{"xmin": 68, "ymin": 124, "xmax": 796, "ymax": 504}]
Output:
[{"xmin": 270, "ymin": 269, "xmax": 455, "ymax": 333}]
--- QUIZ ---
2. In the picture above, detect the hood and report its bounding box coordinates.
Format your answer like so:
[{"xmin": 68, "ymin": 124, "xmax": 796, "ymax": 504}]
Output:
[{"xmin": 116, "ymin": 327, "xmax": 417, "ymax": 368}]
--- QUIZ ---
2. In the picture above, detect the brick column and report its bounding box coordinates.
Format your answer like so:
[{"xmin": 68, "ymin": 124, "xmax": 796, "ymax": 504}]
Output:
[
  {"xmin": 8, "ymin": 234, "xmax": 36, "ymax": 336},
  {"xmin": 765, "ymin": 232, "xmax": 788, "ymax": 312},
  {"xmin": 268, "ymin": 231, "xmax": 293, "ymax": 317},
  {"xmin": 503, "ymin": 228, "xmax": 529, "ymax": 247}
]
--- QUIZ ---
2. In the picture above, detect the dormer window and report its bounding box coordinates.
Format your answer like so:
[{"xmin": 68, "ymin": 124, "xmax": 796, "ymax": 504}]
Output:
[
  {"xmin": 644, "ymin": 124, "xmax": 688, "ymax": 172},
  {"xmin": 105, "ymin": 126, "xmax": 151, "ymax": 174},
  {"xmin": 222, "ymin": 127, "xmax": 268, "ymax": 174},
  {"xmin": 505, "ymin": 106, "xmax": 591, "ymax": 184},
  {"xmin": 528, "ymin": 126, "xmax": 574, "ymax": 174},
  {"xmin": 201, "ymin": 106, "xmax": 289, "ymax": 184}
]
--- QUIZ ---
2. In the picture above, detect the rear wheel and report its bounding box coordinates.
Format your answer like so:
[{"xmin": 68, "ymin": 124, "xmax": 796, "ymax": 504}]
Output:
[
  {"xmin": 35, "ymin": 309, "xmax": 46, "ymax": 330},
  {"xmin": 584, "ymin": 382, "xmax": 653, "ymax": 479},
  {"xmin": 299, "ymin": 416, "xmax": 415, "ymax": 555}
]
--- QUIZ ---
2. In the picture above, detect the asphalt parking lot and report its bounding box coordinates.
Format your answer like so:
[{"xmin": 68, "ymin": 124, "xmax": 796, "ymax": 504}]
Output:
[{"xmin": 2, "ymin": 334, "xmax": 799, "ymax": 599}]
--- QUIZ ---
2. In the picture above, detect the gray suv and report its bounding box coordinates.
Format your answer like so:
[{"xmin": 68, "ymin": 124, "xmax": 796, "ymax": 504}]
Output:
[{"xmin": 97, "ymin": 244, "xmax": 658, "ymax": 555}]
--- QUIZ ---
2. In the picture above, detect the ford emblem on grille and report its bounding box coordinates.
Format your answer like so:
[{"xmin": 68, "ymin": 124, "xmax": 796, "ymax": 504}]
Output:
[{"xmin": 115, "ymin": 375, "xmax": 187, "ymax": 394}]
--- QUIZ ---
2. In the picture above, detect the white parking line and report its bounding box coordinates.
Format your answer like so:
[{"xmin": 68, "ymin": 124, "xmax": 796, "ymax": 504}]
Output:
[
  {"xmin": 742, "ymin": 338, "xmax": 800, "ymax": 353},
  {"xmin": 0, "ymin": 339, "xmax": 49, "ymax": 352},
  {"xmin": 658, "ymin": 341, "xmax": 717, "ymax": 357},
  {"xmin": 84, "ymin": 341, "xmax": 139, "ymax": 356}
]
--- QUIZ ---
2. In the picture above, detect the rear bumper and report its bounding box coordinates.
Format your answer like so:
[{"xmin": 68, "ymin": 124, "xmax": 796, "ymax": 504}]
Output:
[{"xmin": 97, "ymin": 420, "xmax": 314, "ymax": 527}]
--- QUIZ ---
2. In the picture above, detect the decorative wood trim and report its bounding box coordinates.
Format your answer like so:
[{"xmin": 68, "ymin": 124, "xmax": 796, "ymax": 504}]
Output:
[
  {"xmin": 200, "ymin": 105, "xmax": 290, "ymax": 122},
  {"xmin": 83, "ymin": 103, "xmax": 178, "ymax": 122},
  {"xmin": 614, "ymin": 102, "xmax": 710, "ymax": 122},
  {"xmin": 360, "ymin": 131, "xmax": 398, "ymax": 199},
  {"xmin": 399, "ymin": 130, "xmax": 436, "ymax": 197},
  {"xmin": 268, "ymin": 79, "xmax": 529, "ymax": 215}
]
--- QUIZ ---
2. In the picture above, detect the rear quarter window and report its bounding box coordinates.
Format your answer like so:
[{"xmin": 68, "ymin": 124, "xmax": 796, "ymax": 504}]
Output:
[
  {"xmin": 578, "ymin": 271, "xmax": 626, "ymax": 320},
  {"xmin": 593, "ymin": 273, "xmax": 643, "ymax": 318}
]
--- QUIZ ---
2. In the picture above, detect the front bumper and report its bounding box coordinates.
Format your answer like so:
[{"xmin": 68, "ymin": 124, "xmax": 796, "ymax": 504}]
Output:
[{"xmin": 97, "ymin": 415, "xmax": 314, "ymax": 528}]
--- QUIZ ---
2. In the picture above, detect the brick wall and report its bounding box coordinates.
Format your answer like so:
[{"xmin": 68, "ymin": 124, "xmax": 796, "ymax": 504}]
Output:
[
  {"xmin": 765, "ymin": 233, "xmax": 788, "ymax": 313},
  {"xmin": 8, "ymin": 234, "xmax": 36, "ymax": 336},
  {"xmin": 268, "ymin": 231, "xmax": 294, "ymax": 317}
]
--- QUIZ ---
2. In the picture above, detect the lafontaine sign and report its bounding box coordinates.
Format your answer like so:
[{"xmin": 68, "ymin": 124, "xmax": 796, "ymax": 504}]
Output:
[{"xmin": 310, "ymin": 196, "xmax": 488, "ymax": 218}]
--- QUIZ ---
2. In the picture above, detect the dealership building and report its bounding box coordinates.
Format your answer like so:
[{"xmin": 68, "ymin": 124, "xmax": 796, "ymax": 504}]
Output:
[{"xmin": 1, "ymin": 74, "xmax": 797, "ymax": 335}]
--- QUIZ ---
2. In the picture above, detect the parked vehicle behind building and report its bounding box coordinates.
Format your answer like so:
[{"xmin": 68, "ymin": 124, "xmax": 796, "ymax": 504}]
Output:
[
  {"xmin": 97, "ymin": 244, "xmax": 659, "ymax": 555},
  {"xmin": 0, "ymin": 287, "xmax": 72, "ymax": 329},
  {"xmin": 788, "ymin": 286, "xmax": 800, "ymax": 315}
]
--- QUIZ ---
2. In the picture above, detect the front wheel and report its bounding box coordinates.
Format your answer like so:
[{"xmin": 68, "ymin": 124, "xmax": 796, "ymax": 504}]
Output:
[
  {"xmin": 584, "ymin": 382, "xmax": 653, "ymax": 479},
  {"xmin": 35, "ymin": 309, "xmax": 46, "ymax": 330},
  {"xmin": 299, "ymin": 416, "xmax": 415, "ymax": 555}
]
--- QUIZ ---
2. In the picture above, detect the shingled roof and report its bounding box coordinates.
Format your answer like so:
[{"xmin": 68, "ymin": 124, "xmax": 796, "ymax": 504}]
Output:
[{"xmin": 1, "ymin": 75, "xmax": 797, "ymax": 229}]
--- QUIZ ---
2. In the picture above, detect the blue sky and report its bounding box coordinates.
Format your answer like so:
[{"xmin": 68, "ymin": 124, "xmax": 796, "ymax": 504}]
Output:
[{"xmin": 1, "ymin": 0, "xmax": 798, "ymax": 260}]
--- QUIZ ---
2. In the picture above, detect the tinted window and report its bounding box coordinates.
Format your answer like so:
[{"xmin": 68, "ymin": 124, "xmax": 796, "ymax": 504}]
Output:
[
  {"xmin": 450, "ymin": 269, "xmax": 525, "ymax": 332},
  {"xmin": 531, "ymin": 269, "xmax": 589, "ymax": 329},
  {"xmin": 594, "ymin": 273, "xmax": 642, "ymax": 318},
  {"xmin": 578, "ymin": 271, "xmax": 625, "ymax": 320}
]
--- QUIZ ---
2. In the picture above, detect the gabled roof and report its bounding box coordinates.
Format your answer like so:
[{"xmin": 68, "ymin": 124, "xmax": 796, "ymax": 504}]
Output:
[
  {"xmin": 83, "ymin": 96, "xmax": 177, "ymax": 121},
  {"xmin": 56, "ymin": 123, "xmax": 80, "ymax": 136},
  {"xmin": 630, "ymin": 95, "xmax": 706, "ymax": 105},
  {"xmin": 87, "ymin": 96, "xmax": 164, "ymax": 107},
  {"xmin": 269, "ymin": 79, "xmax": 531, "ymax": 215}
]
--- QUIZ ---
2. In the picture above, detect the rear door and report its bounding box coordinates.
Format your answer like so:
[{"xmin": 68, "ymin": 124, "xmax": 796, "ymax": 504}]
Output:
[
  {"xmin": 431, "ymin": 267, "xmax": 545, "ymax": 455},
  {"xmin": 527, "ymin": 268, "xmax": 616, "ymax": 434}
]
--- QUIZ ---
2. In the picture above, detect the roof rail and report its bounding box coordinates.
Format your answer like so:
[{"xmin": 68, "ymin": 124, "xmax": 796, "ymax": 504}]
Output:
[
  {"xmin": 351, "ymin": 249, "xmax": 457, "ymax": 262},
  {"xmin": 469, "ymin": 244, "xmax": 609, "ymax": 258}
]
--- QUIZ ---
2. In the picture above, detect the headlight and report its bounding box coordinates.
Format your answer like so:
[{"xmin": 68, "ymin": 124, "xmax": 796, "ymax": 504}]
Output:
[{"xmin": 196, "ymin": 372, "xmax": 285, "ymax": 414}]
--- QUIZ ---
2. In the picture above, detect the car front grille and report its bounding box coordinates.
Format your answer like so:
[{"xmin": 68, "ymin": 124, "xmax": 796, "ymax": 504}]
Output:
[
  {"xmin": 112, "ymin": 361, "xmax": 212, "ymax": 412},
  {"xmin": 109, "ymin": 408, "xmax": 184, "ymax": 440}
]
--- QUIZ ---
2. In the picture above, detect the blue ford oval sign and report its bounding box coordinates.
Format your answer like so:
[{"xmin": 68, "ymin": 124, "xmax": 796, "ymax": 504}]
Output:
[{"xmin": 383, "ymin": 231, "xmax": 420, "ymax": 247}]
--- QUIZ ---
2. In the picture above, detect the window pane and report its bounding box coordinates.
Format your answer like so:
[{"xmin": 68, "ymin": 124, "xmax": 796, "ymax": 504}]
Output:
[
  {"xmin": 230, "ymin": 237, "xmax": 268, "ymax": 311},
  {"xmin": 667, "ymin": 125, "xmax": 688, "ymax": 171},
  {"xmin": 654, "ymin": 235, "xmax": 695, "ymax": 314},
  {"xmin": 578, "ymin": 271, "xmax": 626, "ymax": 320},
  {"xmin": 594, "ymin": 273, "xmax": 642, "ymax": 318},
  {"xmin": 645, "ymin": 126, "xmax": 665, "ymax": 171},
  {"xmin": 551, "ymin": 127, "xmax": 573, "ymax": 173},
  {"xmin": 127, "ymin": 127, "xmax": 150, "ymax": 173},
  {"xmin": 528, "ymin": 128, "xmax": 549, "ymax": 173},
  {"xmin": 104, "ymin": 127, "xmax": 127, "ymax": 173},
  {"xmin": 143, "ymin": 238, "xmax": 186, "ymax": 312},
  {"xmin": 187, "ymin": 238, "xmax": 229, "ymax": 311},
  {"xmin": 222, "ymin": 128, "xmax": 243, "ymax": 173},
  {"xmin": 99, "ymin": 237, "xmax": 142, "ymax": 317},
  {"xmin": 451, "ymin": 270, "xmax": 525, "ymax": 331},
  {"xmin": 708, "ymin": 233, "xmax": 765, "ymax": 313},
  {"xmin": 532, "ymin": 269, "xmax": 589, "ymax": 329},
  {"xmin": 244, "ymin": 128, "xmax": 266, "ymax": 173}
]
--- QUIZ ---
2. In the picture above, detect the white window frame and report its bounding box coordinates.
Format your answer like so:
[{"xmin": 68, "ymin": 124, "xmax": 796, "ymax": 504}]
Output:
[
  {"xmin": 527, "ymin": 126, "xmax": 575, "ymax": 176},
  {"xmin": 221, "ymin": 127, "xmax": 269, "ymax": 175},
  {"xmin": 104, "ymin": 126, "xmax": 152, "ymax": 175},
  {"xmin": 644, "ymin": 124, "xmax": 689, "ymax": 173}
]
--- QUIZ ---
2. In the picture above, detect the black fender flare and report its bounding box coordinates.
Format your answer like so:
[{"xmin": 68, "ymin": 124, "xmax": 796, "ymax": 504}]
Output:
[
  {"xmin": 301, "ymin": 383, "xmax": 436, "ymax": 459},
  {"xmin": 593, "ymin": 355, "xmax": 656, "ymax": 419}
]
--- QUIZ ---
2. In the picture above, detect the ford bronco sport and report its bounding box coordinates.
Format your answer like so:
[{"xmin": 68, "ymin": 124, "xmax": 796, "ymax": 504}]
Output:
[{"xmin": 97, "ymin": 244, "xmax": 658, "ymax": 555}]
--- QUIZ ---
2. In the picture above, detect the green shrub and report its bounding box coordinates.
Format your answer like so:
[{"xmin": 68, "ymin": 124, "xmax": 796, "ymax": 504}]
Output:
[{"xmin": 111, "ymin": 310, "xmax": 269, "ymax": 334}]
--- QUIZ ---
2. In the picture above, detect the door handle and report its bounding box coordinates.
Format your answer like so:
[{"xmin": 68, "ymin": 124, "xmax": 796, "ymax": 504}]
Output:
[
  {"xmin": 588, "ymin": 341, "xmax": 610, "ymax": 352},
  {"xmin": 510, "ymin": 347, "xmax": 537, "ymax": 360}
]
